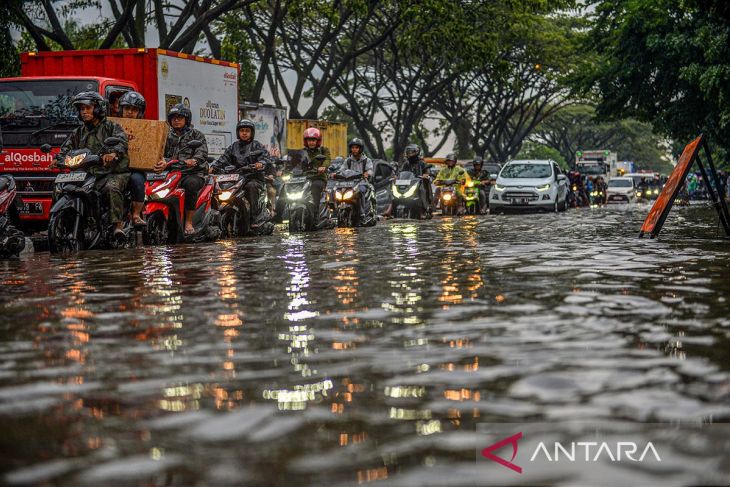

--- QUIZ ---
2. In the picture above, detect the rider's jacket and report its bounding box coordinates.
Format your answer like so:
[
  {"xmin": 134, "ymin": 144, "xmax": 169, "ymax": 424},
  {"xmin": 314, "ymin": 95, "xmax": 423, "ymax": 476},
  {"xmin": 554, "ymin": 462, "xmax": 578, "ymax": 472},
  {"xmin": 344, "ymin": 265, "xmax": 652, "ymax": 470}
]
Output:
[{"xmin": 59, "ymin": 118, "xmax": 129, "ymax": 176}]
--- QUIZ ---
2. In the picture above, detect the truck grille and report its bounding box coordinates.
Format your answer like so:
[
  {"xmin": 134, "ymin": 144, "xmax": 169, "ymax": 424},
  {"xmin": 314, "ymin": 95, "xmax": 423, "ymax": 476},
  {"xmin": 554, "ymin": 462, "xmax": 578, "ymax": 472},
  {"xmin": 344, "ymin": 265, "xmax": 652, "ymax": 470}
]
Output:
[{"xmin": 15, "ymin": 176, "xmax": 56, "ymax": 197}]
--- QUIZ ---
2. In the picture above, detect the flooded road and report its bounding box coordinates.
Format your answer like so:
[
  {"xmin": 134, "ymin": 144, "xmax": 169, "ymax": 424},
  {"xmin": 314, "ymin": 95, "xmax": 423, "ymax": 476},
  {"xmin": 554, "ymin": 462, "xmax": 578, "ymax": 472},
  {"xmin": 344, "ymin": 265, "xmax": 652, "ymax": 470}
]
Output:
[{"xmin": 1, "ymin": 205, "xmax": 729, "ymax": 486}]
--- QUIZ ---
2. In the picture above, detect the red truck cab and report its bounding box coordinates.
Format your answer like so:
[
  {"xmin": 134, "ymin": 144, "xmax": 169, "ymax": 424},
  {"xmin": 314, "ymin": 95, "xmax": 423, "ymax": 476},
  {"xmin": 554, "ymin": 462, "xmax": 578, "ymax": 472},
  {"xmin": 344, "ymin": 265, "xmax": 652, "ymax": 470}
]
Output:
[{"xmin": 0, "ymin": 76, "xmax": 137, "ymax": 228}]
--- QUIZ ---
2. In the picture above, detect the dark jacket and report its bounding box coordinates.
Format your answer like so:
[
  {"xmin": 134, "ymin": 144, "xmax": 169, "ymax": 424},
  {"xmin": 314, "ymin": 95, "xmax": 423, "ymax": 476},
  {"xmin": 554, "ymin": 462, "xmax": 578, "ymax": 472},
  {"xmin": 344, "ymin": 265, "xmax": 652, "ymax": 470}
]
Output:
[
  {"xmin": 400, "ymin": 158, "xmax": 429, "ymax": 176},
  {"xmin": 468, "ymin": 168, "xmax": 490, "ymax": 181},
  {"xmin": 304, "ymin": 146, "xmax": 331, "ymax": 181},
  {"xmin": 59, "ymin": 118, "xmax": 129, "ymax": 176},
  {"xmin": 164, "ymin": 126, "xmax": 208, "ymax": 175},
  {"xmin": 211, "ymin": 139, "xmax": 271, "ymax": 180}
]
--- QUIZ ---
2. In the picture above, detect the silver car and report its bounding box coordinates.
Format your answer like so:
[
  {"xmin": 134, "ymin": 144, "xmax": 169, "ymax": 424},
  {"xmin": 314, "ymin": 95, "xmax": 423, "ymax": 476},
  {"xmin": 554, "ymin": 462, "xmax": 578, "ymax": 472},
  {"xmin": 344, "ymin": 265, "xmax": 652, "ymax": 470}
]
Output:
[{"xmin": 490, "ymin": 159, "xmax": 569, "ymax": 213}]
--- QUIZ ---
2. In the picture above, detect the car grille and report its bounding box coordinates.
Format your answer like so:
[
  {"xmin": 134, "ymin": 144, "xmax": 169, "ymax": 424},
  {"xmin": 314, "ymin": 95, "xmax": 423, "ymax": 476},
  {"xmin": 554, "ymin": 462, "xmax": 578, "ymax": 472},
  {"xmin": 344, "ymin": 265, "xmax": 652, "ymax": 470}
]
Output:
[{"xmin": 503, "ymin": 191, "xmax": 538, "ymax": 201}]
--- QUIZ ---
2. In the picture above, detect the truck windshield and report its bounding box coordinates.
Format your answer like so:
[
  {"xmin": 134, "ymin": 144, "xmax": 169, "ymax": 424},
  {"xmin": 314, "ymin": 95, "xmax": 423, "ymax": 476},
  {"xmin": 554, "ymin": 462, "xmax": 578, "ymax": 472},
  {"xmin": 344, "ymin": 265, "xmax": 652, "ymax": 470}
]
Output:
[
  {"xmin": 578, "ymin": 164, "xmax": 606, "ymax": 175},
  {"xmin": 0, "ymin": 80, "xmax": 98, "ymax": 123},
  {"xmin": 502, "ymin": 164, "xmax": 552, "ymax": 179}
]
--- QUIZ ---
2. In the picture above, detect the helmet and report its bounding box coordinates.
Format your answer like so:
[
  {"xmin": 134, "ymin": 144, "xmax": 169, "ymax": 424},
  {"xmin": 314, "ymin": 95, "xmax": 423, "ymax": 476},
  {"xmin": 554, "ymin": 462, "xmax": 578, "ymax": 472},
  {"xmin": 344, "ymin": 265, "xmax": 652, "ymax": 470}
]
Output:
[
  {"xmin": 167, "ymin": 103, "xmax": 192, "ymax": 126},
  {"xmin": 473, "ymin": 156, "xmax": 483, "ymax": 166},
  {"xmin": 119, "ymin": 91, "xmax": 146, "ymax": 118},
  {"xmin": 303, "ymin": 127, "xmax": 322, "ymax": 148},
  {"xmin": 445, "ymin": 152, "xmax": 457, "ymax": 163},
  {"xmin": 404, "ymin": 144, "xmax": 421, "ymax": 162},
  {"xmin": 348, "ymin": 137, "xmax": 365, "ymax": 153},
  {"xmin": 236, "ymin": 119, "xmax": 256, "ymax": 139},
  {"xmin": 72, "ymin": 91, "xmax": 106, "ymax": 120}
]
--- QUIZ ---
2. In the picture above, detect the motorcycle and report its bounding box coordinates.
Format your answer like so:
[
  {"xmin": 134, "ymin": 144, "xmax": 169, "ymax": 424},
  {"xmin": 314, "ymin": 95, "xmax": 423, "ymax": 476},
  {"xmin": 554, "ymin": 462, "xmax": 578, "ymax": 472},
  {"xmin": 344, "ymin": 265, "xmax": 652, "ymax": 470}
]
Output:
[
  {"xmin": 391, "ymin": 171, "xmax": 430, "ymax": 219},
  {"xmin": 42, "ymin": 138, "xmax": 137, "ymax": 253},
  {"xmin": 0, "ymin": 174, "xmax": 26, "ymax": 257},
  {"xmin": 329, "ymin": 169, "xmax": 376, "ymax": 228},
  {"xmin": 214, "ymin": 150, "xmax": 274, "ymax": 238},
  {"xmin": 143, "ymin": 140, "xmax": 221, "ymax": 245},
  {"xmin": 284, "ymin": 153, "xmax": 334, "ymax": 232},
  {"xmin": 464, "ymin": 179, "xmax": 488, "ymax": 215},
  {"xmin": 437, "ymin": 179, "xmax": 461, "ymax": 216}
]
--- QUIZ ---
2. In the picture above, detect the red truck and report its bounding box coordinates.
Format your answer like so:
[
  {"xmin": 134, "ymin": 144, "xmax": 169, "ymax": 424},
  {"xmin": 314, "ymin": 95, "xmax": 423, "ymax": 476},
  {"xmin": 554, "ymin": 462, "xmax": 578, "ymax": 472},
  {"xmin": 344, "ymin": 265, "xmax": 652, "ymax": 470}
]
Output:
[{"xmin": 0, "ymin": 48, "xmax": 239, "ymax": 230}]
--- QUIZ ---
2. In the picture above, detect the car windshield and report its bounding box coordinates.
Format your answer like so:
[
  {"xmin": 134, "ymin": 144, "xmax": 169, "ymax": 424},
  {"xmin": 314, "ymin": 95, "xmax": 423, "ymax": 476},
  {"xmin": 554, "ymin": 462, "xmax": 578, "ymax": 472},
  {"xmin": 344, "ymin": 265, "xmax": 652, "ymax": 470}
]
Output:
[
  {"xmin": 501, "ymin": 163, "xmax": 552, "ymax": 179},
  {"xmin": 609, "ymin": 179, "xmax": 633, "ymax": 188},
  {"xmin": 0, "ymin": 80, "xmax": 98, "ymax": 123}
]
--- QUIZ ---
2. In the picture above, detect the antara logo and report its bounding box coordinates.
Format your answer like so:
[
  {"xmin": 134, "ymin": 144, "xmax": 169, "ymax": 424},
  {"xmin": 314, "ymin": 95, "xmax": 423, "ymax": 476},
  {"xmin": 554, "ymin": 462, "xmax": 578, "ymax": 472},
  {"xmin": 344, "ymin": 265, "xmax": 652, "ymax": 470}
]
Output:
[{"xmin": 481, "ymin": 432, "xmax": 662, "ymax": 474}]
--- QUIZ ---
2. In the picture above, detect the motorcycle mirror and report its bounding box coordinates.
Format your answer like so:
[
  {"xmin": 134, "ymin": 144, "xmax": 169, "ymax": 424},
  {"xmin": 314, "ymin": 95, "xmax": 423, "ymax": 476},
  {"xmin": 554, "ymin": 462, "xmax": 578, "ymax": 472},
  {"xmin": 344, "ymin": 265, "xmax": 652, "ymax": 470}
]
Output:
[
  {"xmin": 40, "ymin": 144, "xmax": 53, "ymax": 153},
  {"xmin": 187, "ymin": 140, "xmax": 203, "ymax": 149},
  {"xmin": 225, "ymin": 165, "xmax": 236, "ymax": 172},
  {"xmin": 104, "ymin": 137, "xmax": 122, "ymax": 146}
]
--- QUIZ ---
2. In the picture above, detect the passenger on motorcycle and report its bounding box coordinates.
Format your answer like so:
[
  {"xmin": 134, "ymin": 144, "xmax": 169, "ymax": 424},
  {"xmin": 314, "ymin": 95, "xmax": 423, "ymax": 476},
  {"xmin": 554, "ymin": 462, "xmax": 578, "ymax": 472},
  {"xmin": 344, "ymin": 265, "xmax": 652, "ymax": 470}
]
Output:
[
  {"xmin": 55, "ymin": 91, "xmax": 130, "ymax": 239},
  {"xmin": 302, "ymin": 127, "xmax": 331, "ymax": 214},
  {"xmin": 210, "ymin": 119, "xmax": 272, "ymax": 226},
  {"xmin": 118, "ymin": 91, "xmax": 147, "ymax": 227},
  {"xmin": 340, "ymin": 137, "xmax": 376, "ymax": 225},
  {"xmin": 153, "ymin": 104, "xmax": 209, "ymax": 236},
  {"xmin": 434, "ymin": 153, "xmax": 468, "ymax": 210},
  {"xmin": 466, "ymin": 157, "xmax": 490, "ymax": 213}
]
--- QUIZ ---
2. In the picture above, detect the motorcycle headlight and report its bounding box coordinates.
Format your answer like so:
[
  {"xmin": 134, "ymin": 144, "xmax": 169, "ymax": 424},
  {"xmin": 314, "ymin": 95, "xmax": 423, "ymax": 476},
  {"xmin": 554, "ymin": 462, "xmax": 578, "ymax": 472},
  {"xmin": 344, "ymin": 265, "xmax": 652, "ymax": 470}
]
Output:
[
  {"xmin": 335, "ymin": 190, "xmax": 343, "ymax": 201},
  {"xmin": 343, "ymin": 189, "xmax": 354, "ymax": 200},
  {"xmin": 219, "ymin": 191, "xmax": 232, "ymax": 201},
  {"xmin": 467, "ymin": 181, "xmax": 474, "ymax": 188},
  {"xmin": 653, "ymin": 189, "xmax": 659, "ymax": 195},
  {"xmin": 288, "ymin": 191, "xmax": 304, "ymax": 200},
  {"xmin": 495, "ymin": 184, "xmax": 506, "ymax": 191},
  {"xmin": 572, "ymin": 185, "xmax": 577, "ymax": 191},
  {"xmin": 392, "ymin": 184, "xmax": 402, "ymax": 198},
  {"xmin": 536, "ymin": 184, "xmax": 550, "ymax": 192},
  {"xmin": 404, "ymin": 184, "xmax": 418, "ymax": 198},
  {"xmin": 636, "ymin": 191, "xmax": 642, "ymax": 197},
  {"xmin": 443, "ymin": 193, "xmax": 452, "ymax": 202},
  {"xmin": 65, "ymin": 154, "xmax": 86, "ymax": 168},
  {"xmin": 281, "ymin": 174, "xmax": 292, "ymax": 182},
  {"xmin": 153, "ymin": 188, "xmax": 170, "ymax": 199}
]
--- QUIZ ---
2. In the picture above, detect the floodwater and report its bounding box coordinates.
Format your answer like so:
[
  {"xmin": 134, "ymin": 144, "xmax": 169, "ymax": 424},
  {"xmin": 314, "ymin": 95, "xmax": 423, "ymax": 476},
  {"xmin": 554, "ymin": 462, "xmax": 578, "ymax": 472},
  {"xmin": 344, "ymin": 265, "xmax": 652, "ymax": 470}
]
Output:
[{"xmin": 1, "ymin": 205, "xmax": 729, "ymax": 486}]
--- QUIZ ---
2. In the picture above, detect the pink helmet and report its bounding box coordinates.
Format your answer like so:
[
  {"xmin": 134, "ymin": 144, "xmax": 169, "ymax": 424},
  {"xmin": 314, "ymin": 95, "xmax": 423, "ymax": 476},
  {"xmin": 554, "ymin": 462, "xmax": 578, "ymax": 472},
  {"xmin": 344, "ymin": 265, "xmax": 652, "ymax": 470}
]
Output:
[{"xmin": 303, "ymin": 127, "xmax": 322, "ymax": 148}]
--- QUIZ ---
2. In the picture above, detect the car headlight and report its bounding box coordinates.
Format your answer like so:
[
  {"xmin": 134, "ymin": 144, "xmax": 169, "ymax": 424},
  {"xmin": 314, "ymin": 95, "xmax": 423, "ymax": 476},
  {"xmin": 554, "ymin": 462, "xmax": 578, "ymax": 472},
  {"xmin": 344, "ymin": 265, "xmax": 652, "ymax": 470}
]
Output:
[
  {"xmin": 536, "ymin": 184, "xmax": 551, "ymax": 192},
  {"xmin": 288, "ymin": 191, "xmax": 304, "ymax": 200},
  {"xmin": 219, "ymin": 191, "xmax": 232, "ymax": 201},
  {"xmin": 495, "ymin": 184, "xmax": 506, "ymax": 191}
]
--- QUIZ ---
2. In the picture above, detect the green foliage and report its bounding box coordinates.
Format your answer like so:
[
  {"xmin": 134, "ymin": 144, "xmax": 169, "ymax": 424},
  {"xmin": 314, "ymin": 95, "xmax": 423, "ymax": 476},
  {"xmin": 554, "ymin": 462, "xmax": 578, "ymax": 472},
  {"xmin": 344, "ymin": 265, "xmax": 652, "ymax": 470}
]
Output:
[
  {"xmin": 321, "ymin": 105, "xmax": 359, "ymax": 141},
  {"xmin": 582, "ymin": 0, "xmax": 730, "ymax": 154},
  {"xmin": 221, "ymin": 14, "xmax": 257, "ymax": 102},
  {"xmin": 516, "ymin": 141, "xmax": 568, "ymax": 169},
  {"xmin": 0, "ymin": 6, "xmax": 20, "ymax": 77}
]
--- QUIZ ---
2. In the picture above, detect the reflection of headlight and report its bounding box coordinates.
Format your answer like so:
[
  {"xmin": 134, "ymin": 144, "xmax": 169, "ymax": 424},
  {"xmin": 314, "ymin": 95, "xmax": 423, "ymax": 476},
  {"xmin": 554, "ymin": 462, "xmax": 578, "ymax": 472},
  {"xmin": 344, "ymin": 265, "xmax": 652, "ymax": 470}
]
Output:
[
  {"xmin": 467, "ymin": 181, "xmax": 474, "ymax": 188},
  {"xmin": 288, "ymin": 191, "xmax": 304, "ymax": 200},
  {"xmin": 536, "ymin": 184, "xmax": 550, "ymax": 191},
  {"xmin": 153, "ymin": 188, "xmax": 170, "ymax": 199},
  {"xmin": 219, "ymin": 191, "xmax": 232, "ymax": 201},
  {"xmin": 443, "ymin": 193, "xmax": 452, "ymax": 201},
  {"xmin": 495, "ymin": 184, "xmax": 506, "ymax": 191}
]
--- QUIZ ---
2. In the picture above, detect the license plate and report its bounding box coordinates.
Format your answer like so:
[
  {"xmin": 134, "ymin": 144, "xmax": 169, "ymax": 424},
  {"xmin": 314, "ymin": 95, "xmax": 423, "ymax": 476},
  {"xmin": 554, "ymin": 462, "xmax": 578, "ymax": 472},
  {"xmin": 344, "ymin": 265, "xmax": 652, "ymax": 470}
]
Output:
[
  {"xmin": 55, "ymin": 172, "xmax": 87, "ymax": 183},
  {"xmin": 147, "ymin": 172, "xmax": 167, "ymax": 181},
  {"xmin": 289, "ymin": 177, "xmax": 307, "ymax": 184},
  {"xmin": 395, "ymin": 179, "xmax": 411, "ymax": 185},
  {"xmin": 20, "ymin": 202, "xmax": 44, "ymax": 215},
  {"xmin": 216, "ymin": 174, "xmax": 240, "ymax": 183},
  {"xmin": 511, "ymin": 198, "xmax": 528, "ymax": 205},
  {"xmin": 336, "ymin": 181, "xmax": 356, "ymax": 188}
]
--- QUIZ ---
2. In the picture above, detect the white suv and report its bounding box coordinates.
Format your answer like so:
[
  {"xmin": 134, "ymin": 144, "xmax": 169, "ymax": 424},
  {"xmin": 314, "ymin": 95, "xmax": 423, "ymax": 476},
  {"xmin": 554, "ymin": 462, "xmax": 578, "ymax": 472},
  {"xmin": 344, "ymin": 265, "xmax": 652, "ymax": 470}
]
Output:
[
  {"xmin": 490, "ymin": 159, "xmax": 568, "ymax": 213},
  {"xmin": 606, "ymin": 177, "xmax": 636, "ymax": 203}
]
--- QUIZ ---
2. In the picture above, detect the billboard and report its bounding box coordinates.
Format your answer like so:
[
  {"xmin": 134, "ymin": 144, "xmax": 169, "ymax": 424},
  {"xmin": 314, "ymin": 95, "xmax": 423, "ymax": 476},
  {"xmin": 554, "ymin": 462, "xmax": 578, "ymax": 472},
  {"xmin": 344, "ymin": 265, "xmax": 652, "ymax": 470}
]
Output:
[
  {"xmin": 241, "ymin": 104, "xmax": 287, "ymax": 158},
  {"xmin": 156, "ymin": 53, "xmax": 238, "ymax": 156}
]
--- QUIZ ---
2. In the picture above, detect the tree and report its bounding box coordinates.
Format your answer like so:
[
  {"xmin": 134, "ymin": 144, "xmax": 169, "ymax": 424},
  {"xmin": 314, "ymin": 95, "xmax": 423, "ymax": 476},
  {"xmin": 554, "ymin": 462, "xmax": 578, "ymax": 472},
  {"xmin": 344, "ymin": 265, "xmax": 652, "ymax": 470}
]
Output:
[
  {"xmin": 582, "ymin": 0, "xmax": 730, "ymax": 154},
  {"xmin": 516, "ymin": 141, "xmax": 568, "ymax": 169}
]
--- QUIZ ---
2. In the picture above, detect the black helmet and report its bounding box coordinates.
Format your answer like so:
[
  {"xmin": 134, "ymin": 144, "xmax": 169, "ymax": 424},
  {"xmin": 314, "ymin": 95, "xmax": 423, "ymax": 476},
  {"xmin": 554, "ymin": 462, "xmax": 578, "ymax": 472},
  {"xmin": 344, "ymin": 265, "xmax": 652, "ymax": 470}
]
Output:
[
  {"xmin": 72, "ymin": 91, "xmax": 106, "ymax": 121},
  {"xmin": 348, "ymin": 137, "xmax": 365, "ymax": 153},
  {"xmin": 473, "ymin": 156, "xmax": 483, "ymax": 166},
  {"xmin": 167, "ymin": 103, "xmax": 192, "ymax": 127},
  {"xmin": 404, "ymin": 144, "xmax": 421, "ymax": 162},
  {"xmin": 119, "ymin": 91, "xmax": 146, "ymax": 118},
  {"xmin": 445, "ymin": 152, "xmax": 456, "ymax": 162},
  {"xmin": 236, "ymin": 119, "xmax": 256, "ymax": 139}
]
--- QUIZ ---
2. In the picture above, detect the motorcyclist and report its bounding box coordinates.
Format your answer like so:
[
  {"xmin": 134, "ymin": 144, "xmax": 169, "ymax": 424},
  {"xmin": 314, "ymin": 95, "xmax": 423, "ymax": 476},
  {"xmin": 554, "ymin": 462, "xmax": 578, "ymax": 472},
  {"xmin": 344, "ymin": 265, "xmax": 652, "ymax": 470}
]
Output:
[
  {"xmin": 299, "ymin": 127, "xmax": 331, "ymax": 215},
  {"xmin": 384, "ymin": 144, "xmax": 432, "ymax": 217},
  {"xmin": 153, "ymin": 104, "xmax": 208, "ymax": 236},
  {"xmin": 340, "ymin": 137, "xmax": 376, "ymax": 225},
  {"xmin": 118, "ymin": 91, "xmax": 147, "ymax": 227},
  {"xmin": 210, "ymin": 119, "xmax": 271, "ymax": 226},
  {"xmin": 55, "ymin": 91, "xmax": 130, "ymax": 239},
  {"xmin": 434, "ymin": 152, "xmax": 468, "ymax": 211},
  {"xmin": 466, "ymin": 157, "xmax": 490, "ymax": 213}
]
